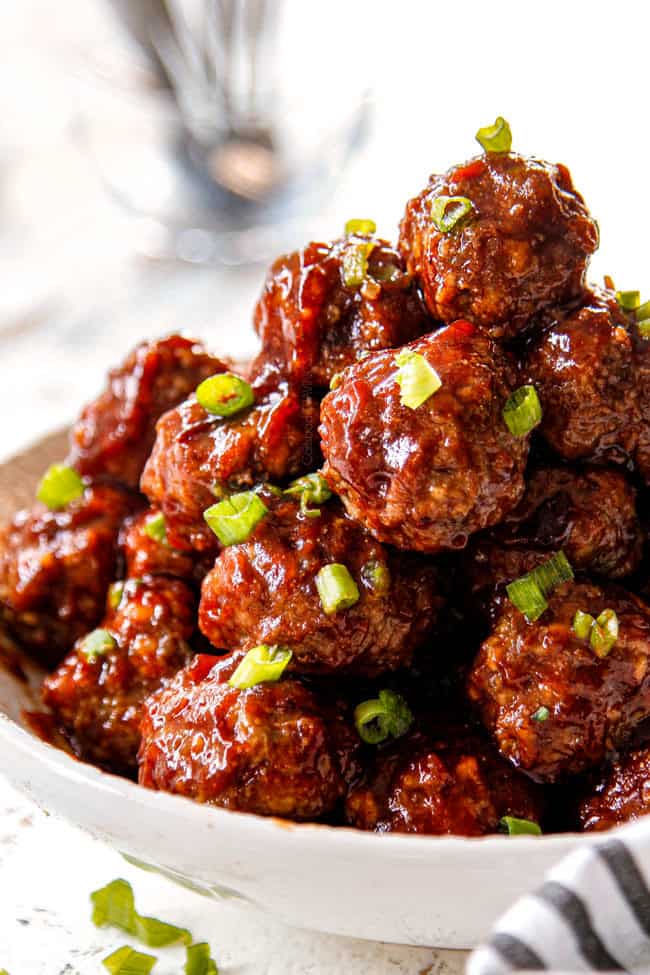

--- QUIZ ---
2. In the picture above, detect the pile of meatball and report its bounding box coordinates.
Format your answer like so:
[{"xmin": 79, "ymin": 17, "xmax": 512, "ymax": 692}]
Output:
[{"xmin": 3, "ymin": 119, "xmax": 650, "ymax": 837}]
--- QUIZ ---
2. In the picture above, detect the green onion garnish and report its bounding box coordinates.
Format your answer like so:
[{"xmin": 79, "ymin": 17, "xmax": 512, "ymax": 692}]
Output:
[
  {"xmin": 103, "ymin": 946, "xmax": 157, "ymax": 975},
  {"xmin": 395, "ymin": 350, "xmax": 442, "ymax": 409},
  {"xmin": 108, "ymin": 581, "xmax": 125, "ymax": 611},
  {"xmin": 80, "ymin": 628, "xmax": 116, "ymax": 661},
  {"xmin": 506, "ymin": 551, "xmax": 574, "ymax": 622},
  {"xmin": 360, "ymin": 559, "xmax": 391, "ymax": 597},
  {"xmin": 616, "ymin": 290, "xmax": 641, "ymax": 311},
  {"xmin": 503, "ymin": 385, "xmax": 542, "ymax": 437},
  {"xmin": 590, "ymin": 609, "xmax": 619, "ymax": 658},
  {"xmin": 196, "ymin": 373, "xmax": 254, "ymax": 418},
  {"xmin": 573, "ymin": 609, "xmax": 595, "ymax": 640},
  {"xmin": 284, "ymin": 472, "xmax": 332, "ymax": 517},
  {"xmin": 228, "ymin": 644, "xmax": 292, "ymax": 690},
  {"xmin": 344, "ymin": 218, "xmax": 376, "ymax": 237},
  {"xmin": 329, "ymin": 371, "xmax": 345, "ymax": 390},
  {"xmin": 143, "ymin": 512, "xmax": 167, "ymax": 545},
  {"xmin": 36, "ymin": 464, "xmax": 84, "ymax": 510},
  {"xmin": 315, "ymin": 563, "xmax": 360, "ymax": 615},
  {"xmin": 354, "ymin": 689, "xmax": 413, "ymax": 745},
  {"xmin": 475, "ymin": 116, "xmax": 512, "ymax": 154},
  {"xmin": 637, "ymin": 319, "xmax": 650, "ymax": 339},
  {"xmin": 342, "ymin": 241, "xmax": 376, "ymax": 288},
  {"xmin": 185, "ymin": 943, "xmax": 219, "ymax": 975},
  {"xmin": 636, "ymin": 300, "xmax": 650, "ymax": 321},
  {"xmin": 531, "ymin": 706, "xmax": 550, "ymax": 723},
  {"xmin": 499, "ymin": 816, "xmax": 542, "ymax": 836},
  {"xmin": 530, "ymin": 550, "xmax": 574, "ymax": 594},
  {"xmin": 92, "ymin": 879, "xmax": 191, "ymax": 947},
  {"xmin": 430, "ymin": 195, "xmax": 474, "ymax": 234},
  {"xmin": 204, "ymin": 491, "xmax": 268, "ymax": 546}
]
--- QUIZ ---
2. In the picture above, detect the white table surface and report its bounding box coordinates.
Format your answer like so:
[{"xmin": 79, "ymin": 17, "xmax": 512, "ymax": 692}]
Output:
[{"xmin": 2, "ymin": 0, "xmax": 648, "ymax": 969}]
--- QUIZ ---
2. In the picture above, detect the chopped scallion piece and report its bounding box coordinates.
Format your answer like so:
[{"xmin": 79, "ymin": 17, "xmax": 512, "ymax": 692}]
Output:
[
  {"xmin": 284, "ymin": 472, "xmax": 332, "ymax": 517},
  {"xmin": 204, "ymin": 492, "xmax": 268, "ymax": 546},
  {"xmin": 636, "ymin": 300, "xmax": 650, "ymax": 321},
  {"xmin": 531, "ymin": 551, "xmax": 574, "ymax": 594},
  {"xmin": 573, "ymin": 609, "xmax": 595, "ymax": 640},
  {"xmin": 475, "ymin": 116, "xmax": 512, "ymax": 154},
  {"xmin": 92, "ymin": 879, "xmax": 191, "ymax": 947},
  {"xmin": 395, "ymin": 349, "xmax": 442, "ymax": 409},
  {"xmin": 80, "ymin": 628, "xmax": 116, "ymax": 662},
  {"xmin": 360, "ymin": 559, "xmax": 391, "ymax": 597},
  {"xmin": 531, "ymin": 706, "xmax": 550, "ymax": 723},
  {"xmin": 143, "ymin": 512, "xmax": 167, "ymax": 545},
  {"xmin": 185, "ymin": 943, "xmax": 219, "ymax": 975},
  {"xmin": 37, "ymin": 464, "xmax": 84, "ymax": 510},
  {"xmin": 506, "ymin": 551, "xmax": 573, "ymax": 622},
  {"xmin": 344, "ymin": 218, "xmax": 376, "ymax": 237},
  {"xmin": 108, "ymin": 581, "xmax": 125, "ymax": 611},
  {"xmin": 315, "ymin": 563, "xmax": 360, "ymax": 615},
  {"xmin": 196, "ymin": 373, "xmax": 254, "ymax": 418},
  {"xmin": 503, "ymin": 385, "xmax": 542, "ymax": 437},
  {"xmin": 616, "ymin": 290, "xmax": 641, "ymax": 311},
  {"xmin": 637, "ymin": 319, "xmax": 650, "ymax": 339},
  {"xmin": 499, "ymin": 816, "xmax": 542, "ymax": 836},
  {"xmin": 228, "ymin": 644, "xmax": 292, "ymax": 690},
  {"xmin": 354, "ymin": 689, "xmax": 413, "ymax": 745},
  {"xmin": 329, "ymin": 371, "xmax": 345, "ymax": 390},
  {"xmin": 590, "ymin": 608, "xmax": 619, "ymax": 658},
  {"xmin": 430, "ymin": 195, "xmax": 474, "ymax": 233},
  {"xmin": 342, "ymin": 241, "xmax": 376, "ymax": 288},
  {"xmin": 103, "ymin": 947, "xmax": 157, "ymax": 975}
]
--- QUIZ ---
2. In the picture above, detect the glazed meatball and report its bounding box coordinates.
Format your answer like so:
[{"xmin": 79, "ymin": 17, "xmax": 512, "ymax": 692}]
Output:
[
  {"xmin": 0, "ymin": 483, "xmax": 137, "ymax": 668},
  {"xmin": 467, "ymin": 581, "xmax": 650, "ymax": 782},
  {"xmin": 141, "ymin": 373, "xmax": 320, "ymax": 551},
  {"xmin": 138, "ymin": 652, "xmax": 359, "ymax": 820},
  {"xmin": 67, "ymin": 335, "xmax": 225, "ymax": 489},
  {"xmin": 120, "ymin": 509, "xmax": 211, "ymax": 584},
  {"xmin": 579, "ymin": 746, "xmax": 650, "ymax": 831},
  {"xmin": 526, "ymin": 289, "xmax": 650, "ymax": 481},
  {"xmin": 466, "ymin": 466, "xmax": 643, "ymax": 596},
  {"xmin": 199, "ymin": 492, "xmax": 441, "ymax": 675},
  {"xmin": 399, "ymin": 153, "xmax": 598, "ymax": 338},
  {"xmin": 346, "ymin": 723, "xmax": 543, "ymax": 836},
  {"xmin": 42, "ymin": 576, "xmax": 195, "ymax": 775},
  {"xmin": 319, "ymin": 321, "xmax": 529, "ymax": 552},
  {"xmin": 252, "ymin": 233, "xmax": 428, "ymax": 390}
]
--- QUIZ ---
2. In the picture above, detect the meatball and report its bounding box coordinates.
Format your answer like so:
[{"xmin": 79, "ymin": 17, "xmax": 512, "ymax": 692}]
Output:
[
  {"xmin": 319, "ymin": 321, "xmax": 530, "ymax": 552},
  {"xmin": 67, "ymin": 335, "xmax": 225, "ymax": 489},
  {"xmin": 399, "ymin": 153, "xmax": 598, "ymax": 338},
  {"xmin": 42, "ymin": 576, "xmax": 195, "ymax": 775},
  {"xmin": 579, "ymin": 746, "xmax": 650, "ymax": 832},
  {"xmin": 141, "ymin": 373, "xmax": 320, "ymax": 551},
  {"xmin": 346, "ymin": 723, "xmax": 543, "ymax": 836},
  {"xmin": 467, "ymin": 581, "xmax": 650, "ymax": 782},
  {"xmin": 199, "ymin": 492, "xmax": 441, "ymax": 675},
  {"xmin": 526, "ymin": 289, "xmax": 650, "ymax": 480},
  {"xmin": 0, "ymin": 483, "xmax": 137, "ymax": 668},
  {"xmin": 252, "ymin": 233, "xmax": 428, "ymax": 391},
  {"xmin": 138, "ymin": 652, "xmax": 359, "ymax": 820},
  {"xmin": 466, "ymin": 466, "xmax": 643, "ymax": 596},
  {"xmin": 120, "ymin": 509, "xmax": 211, "ymax": 584}
]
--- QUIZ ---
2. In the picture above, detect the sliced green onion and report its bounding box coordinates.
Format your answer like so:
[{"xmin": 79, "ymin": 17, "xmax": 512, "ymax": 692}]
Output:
[
  {"xmin": 354, "ymin": 689, "xmax": 413, "ymax": 745},
  {"xmin": 430, "ymin": 195, "xmax": 474, "ymax": 233},
  {"xmin": 590, "ymin": 608, "xmax": 619, "ymax": 658},
  {"xmin": 204, "ymin": 492, "xmax": 268, "ymax": 546},
  {"xmin": 108, "ymin": 581, "xmax": 125, "ymax": 611},
  {"xmin": 185, "ymin": 943, "xmax": 219, "ymax": 975},
  {"xmin": 531, "ymin": 551, "xmax": 574, "ymax": 593},
  {"xmin": 80, "ymin": 628, "xmax": 116, "ymax": 661},
  {"xmin": 361, "ymin": 559, "xmax": 391, "ymax": 597},
  {"xmin": 284, "ymin": 472, "xmax": 332, "ymax": 517},
  {"xmin": 143, "ymin": 512, "xmax": 167, "ymax": 545},
  {"xmin": 91, "ymin": 879, "xmax": 191, "ymax": 947},
  {"xmin": 637, "ymin": 319, "xmax": 650, "ymax": 339},
  {"xmin": 37, "ymin": 463, "xmax": 84, "ymax": 510},
  {"xmin": 503, "ymin": 385, "xmax": 542, "ymax": 437},
  {"xmin": 342, "ymin": 241, "xmax": 376, "ymax": 288},
  {"xmin": 103, "ymin": 946, "xmax": 157, "ymax": 975},
  {"xmin": 475, "ymin": 116, "xmax": 512, "ymax": 154},
  {"xmin": 636, "ymin": 300, "xmax": 650, "ymax": 321},
  {"xmin": 228, "ymin": 644, "xmax": 292, "ymax": 690},
  {"xmin": 573, "ymin": 609, "xmax": 595, "ymax": 640},
  {"xmin": 196, "ymin": 373, "xmax": 254, "ymax": 418},
  {"xmin": 329, "ymin": 371, "xmax": 345, "ymax": 390},
  {"xmin": 499, "ymin": 816, "xmax": 542, "ymax": 836},
  {"xmin": 372, "ymin": 262, "xmax": 404, "ymax": 284},
  {"xmin": 616, "ymin": 290, "xmax": 641, "ymax": 311},
  {"xmin": 506, "ymin": 551, "xmax": 573, "ymax": 622},
  {"xmin": 531, "ymin": 706, "xmax": 550, "ymax": 723},
  {"xmin": 344, "ymin": 218, "xmax": 376, "ymax": 237},
  {"xmin": 315, "ymin": 563, "xmax": 360, "ymax": 615},
  {"xmin": 395, "ymin": 350, "xmax": 442, "ymax": 409}
]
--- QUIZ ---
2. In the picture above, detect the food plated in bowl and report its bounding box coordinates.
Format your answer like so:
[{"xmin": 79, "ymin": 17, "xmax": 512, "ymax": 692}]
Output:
[{"xmin": 1, "ymin": 117, "xmax": 650, "ymax": 946}]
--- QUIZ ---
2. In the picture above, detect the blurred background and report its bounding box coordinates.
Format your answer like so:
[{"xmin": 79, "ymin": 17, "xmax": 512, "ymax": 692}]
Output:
[{"xmin": 1, "ymin": 0, "xmax": 647, "ymax": 461}]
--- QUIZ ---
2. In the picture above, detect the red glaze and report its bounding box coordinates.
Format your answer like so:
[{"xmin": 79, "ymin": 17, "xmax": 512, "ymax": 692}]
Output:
[
  {"xmin": 319, "ymin": 322, "xmax": 529, "ymax": 552},
  {"xmin": 120, "ymin": 509, "xmax": 212, "ymax": 584},
  {"xmin": 42, "ymin": 576, "xmax": 195, "ymax": 775},
  {"xmin": 579, "ymin": 745, "xmax": 650, "ymax": 831},
  {"xmin": 467, "ymin": 581, "xmax": 650, "ymax": 782},
  {"xmin": 138, "ymin": 652, "xmax": 360, "ymax": 820}
]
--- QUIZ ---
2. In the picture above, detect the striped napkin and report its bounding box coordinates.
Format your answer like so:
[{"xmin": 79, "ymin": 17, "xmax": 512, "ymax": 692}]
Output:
[{"xmin": 468, "ymin": 819, "xmax": 650, "ymax": 974}]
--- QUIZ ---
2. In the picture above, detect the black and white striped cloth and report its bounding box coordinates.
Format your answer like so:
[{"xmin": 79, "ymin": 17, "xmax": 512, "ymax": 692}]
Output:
[{"xmin": 468, "ymin": 819, "xmax": 650, "ymax": 974}]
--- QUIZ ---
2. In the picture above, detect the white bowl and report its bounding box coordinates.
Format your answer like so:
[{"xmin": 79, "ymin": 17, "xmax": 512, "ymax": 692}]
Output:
[{"xmin": 0, "ymin": 432, "xmax": 597, "ymax": 949}]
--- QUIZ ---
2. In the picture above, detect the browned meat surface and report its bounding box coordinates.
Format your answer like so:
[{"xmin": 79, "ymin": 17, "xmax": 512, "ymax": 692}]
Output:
[
  {"xmin": 579, "ymin": 745, "xmax": 650, "ymax": 831},
  {"xmin": 120, "ymin": 509, "xmax": 211, "ymax": 584}
]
